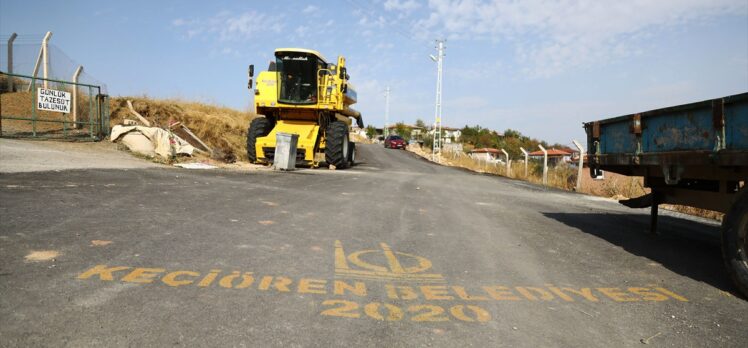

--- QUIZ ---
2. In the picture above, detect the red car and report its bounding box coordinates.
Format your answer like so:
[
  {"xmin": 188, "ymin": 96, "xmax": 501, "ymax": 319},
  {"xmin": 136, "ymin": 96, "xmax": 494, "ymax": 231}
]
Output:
[{"xmin": 384, "ymin": 135, "xmax": 407, "ymax": 149}]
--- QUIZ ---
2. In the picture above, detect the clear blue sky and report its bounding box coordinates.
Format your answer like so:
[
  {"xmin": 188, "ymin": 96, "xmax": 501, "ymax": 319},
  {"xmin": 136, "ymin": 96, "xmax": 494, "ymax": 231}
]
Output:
[{"xmin": 2, "ymin": 0, "xmax": 747, "ymax": 145}]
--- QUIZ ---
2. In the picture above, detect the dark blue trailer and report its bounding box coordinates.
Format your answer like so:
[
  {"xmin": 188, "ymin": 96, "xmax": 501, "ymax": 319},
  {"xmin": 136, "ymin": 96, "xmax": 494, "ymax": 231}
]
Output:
[{"xmin": 584, "ymin": 92, "xmax": 748, "ymax": 297}]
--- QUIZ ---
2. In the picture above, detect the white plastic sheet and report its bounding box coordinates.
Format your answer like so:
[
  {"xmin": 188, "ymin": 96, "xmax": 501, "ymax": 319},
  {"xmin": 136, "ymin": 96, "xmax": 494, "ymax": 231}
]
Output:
[{"xmin": 110, "ymin": 125, "xmax": 194, "ymax": 158}]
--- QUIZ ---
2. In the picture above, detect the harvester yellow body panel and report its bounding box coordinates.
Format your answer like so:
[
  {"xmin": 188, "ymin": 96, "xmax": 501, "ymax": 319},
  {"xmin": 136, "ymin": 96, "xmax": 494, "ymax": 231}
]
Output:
[
  {"xmin": 255, "ymin": 120, "xmax": 320, "ymax": 163},
  {"xmin": 254, "ymin": 71, "xmax": 279, "ymax": 108}
]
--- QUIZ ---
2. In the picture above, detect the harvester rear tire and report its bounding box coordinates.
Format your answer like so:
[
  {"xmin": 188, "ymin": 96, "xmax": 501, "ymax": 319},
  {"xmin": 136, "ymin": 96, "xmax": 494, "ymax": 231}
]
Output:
[
  {"xmin": 325, "ymin": 121, "xmax": 349, "ymax": 169},
  {"xmin": 247, "ymin": 118, "xmax": 272, "ymax": 163}
]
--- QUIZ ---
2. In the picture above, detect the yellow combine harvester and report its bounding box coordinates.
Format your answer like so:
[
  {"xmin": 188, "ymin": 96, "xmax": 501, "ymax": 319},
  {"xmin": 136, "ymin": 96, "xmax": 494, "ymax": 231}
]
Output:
[{"xmin": 247, "ymin": 48, "xmax": 363, "ymax": 168}]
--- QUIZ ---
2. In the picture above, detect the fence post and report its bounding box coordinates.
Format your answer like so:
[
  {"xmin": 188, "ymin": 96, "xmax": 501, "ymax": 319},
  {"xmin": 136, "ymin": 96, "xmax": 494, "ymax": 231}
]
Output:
[
  {"xmin": 520, "ymin": 147, "xmax": 528, "ymax": 178},
  {"xmin": 31, "ymin": 77, "xmax": 37, "ymax": 136},
  {"xmin": 29, "ymin": 31, "xmax": 53, "ymax": 91},
  {"xmin": 501, "ymin": 148, "xmax": 510, "ymax": 177},
  {"xmin": 7, "ymin": 33, "xmax": 17, "ymax": 92},
  {"xmin": 42, "ymin": 32, "xmax": 51, "ymax": 88},
  {"xmin": 538, "ymin": 144, "xmax": 548, "ymax": 186},
  {"xmin": 88, "ymin": 86, "xmax": 94, "ymax": 138},
  {"xmin": 572, "ymin": 139, "xmax": 585, "ymax": 192},
  {"xmin": 71, "ymin": 66, "xmax": 83, "ymax": 128}
]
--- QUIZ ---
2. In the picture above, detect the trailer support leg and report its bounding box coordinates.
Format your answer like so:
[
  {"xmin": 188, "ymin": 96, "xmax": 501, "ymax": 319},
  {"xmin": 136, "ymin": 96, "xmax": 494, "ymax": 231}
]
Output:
[
  {"xmin": 649, "ymin": 191, "xmax": 661, "ymax": 235},
  {"xmin": 650, "ymin": 203, "xmax": 659, "ymax": 235}
]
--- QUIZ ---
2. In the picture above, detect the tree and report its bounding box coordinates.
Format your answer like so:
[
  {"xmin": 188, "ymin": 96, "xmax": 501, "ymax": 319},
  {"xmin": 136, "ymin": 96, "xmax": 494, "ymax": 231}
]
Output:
[
  {"xmin": 365, "ymin": 125, "xmax": 377, "ymax": 140},
  {"xmin": 394, "ymin": 122, "xmax": 411, "ymax": 141},
  {"xmin": 503, "ymin": 128, "xmax": 521, "ymax": 138},
  {"xmin": 423, "ymin": 133, "xmax": 433, "ymax": 149},
  {"xmin": 415, "ymin": 119, "xmax": 426, "ymax": 128},
  {"xmin": 456, "ymin": 124, "xmax": 556, "ymax": 160}
]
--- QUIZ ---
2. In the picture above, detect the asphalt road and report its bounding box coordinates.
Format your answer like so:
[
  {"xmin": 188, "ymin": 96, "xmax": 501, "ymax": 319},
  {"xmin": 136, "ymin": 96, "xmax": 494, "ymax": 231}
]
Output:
[{"xmin": 1, "ymin": 143, "xmax": 746, "ymax": 347}]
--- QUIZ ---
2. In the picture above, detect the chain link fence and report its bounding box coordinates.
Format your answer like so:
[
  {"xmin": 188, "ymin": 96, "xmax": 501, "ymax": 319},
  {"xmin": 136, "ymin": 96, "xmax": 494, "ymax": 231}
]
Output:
[
  {"xmin": 1, "ymin": 72, "xmax": 109, "ymax": 139},
  {"xmin": 1, "ymin": 35, "xmax": 110, "ymax": 140}
]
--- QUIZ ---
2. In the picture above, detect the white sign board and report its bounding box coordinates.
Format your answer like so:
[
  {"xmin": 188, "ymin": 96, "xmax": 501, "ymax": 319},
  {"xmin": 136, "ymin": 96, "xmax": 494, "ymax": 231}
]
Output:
[{"xmin": 37, "ymin": 88, "xmax": 72, "ymax": 113}]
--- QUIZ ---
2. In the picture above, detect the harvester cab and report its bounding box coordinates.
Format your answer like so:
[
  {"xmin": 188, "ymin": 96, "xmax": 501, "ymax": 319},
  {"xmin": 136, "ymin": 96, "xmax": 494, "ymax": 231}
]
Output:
[{"xmin": 247, "ymin": 48, "xmax": 363, "ymax": 169}]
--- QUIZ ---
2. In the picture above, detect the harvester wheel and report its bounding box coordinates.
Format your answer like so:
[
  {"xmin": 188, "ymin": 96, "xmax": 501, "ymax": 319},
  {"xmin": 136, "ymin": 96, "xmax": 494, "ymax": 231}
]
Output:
[
  {"xmin": 325, "ymin": 121, "xmax": 349, "ymax": 169},
  {"xmin": 247, "ymin": 117, "xmax": 272, "ymax": 163},
  {"xmin": 722, "ymin": 189, "xmax": 748, "ymax": 298},
  {"xmin": 348, "ymin": 142, "xmax": 356, "ymax": 166}
]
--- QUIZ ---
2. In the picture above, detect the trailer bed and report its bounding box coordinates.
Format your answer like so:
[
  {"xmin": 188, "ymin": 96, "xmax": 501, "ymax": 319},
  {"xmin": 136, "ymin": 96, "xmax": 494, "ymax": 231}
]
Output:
[{"xmin": 583, "ymin": 92, "xmax": 748, "ymax": 297}]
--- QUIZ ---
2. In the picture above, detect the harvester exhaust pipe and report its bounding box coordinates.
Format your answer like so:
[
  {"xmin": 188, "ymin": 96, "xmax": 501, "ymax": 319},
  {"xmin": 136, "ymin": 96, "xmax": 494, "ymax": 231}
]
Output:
[{"xmin": 248, "ymin": 64, "xmax": 254, "ymax": 89}]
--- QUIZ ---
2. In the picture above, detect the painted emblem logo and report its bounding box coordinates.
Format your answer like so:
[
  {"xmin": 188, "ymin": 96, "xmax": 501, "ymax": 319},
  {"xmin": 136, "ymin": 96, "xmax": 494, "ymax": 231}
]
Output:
[{"xmin": 334, "ymin": 240, "xmax": 445, "ymax": 283}]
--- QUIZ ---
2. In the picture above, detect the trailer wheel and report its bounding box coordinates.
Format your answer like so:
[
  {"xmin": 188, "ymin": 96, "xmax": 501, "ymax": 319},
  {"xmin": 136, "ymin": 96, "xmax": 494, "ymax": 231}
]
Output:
[
  {"xmin": 247, "ymin": 118, "xmax": 272, "ymax": 163},
  {"xmin": 325, "ymin": 121, "xmax": 349, "ymax": 169},
  {"xmin": 722, "ymin": 189, "xmax": 748, "ymax": 297}
]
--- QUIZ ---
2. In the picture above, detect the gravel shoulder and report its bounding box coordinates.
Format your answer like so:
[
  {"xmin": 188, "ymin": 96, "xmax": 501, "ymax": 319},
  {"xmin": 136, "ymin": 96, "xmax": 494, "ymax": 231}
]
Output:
[{"xmin": 0, "ymin": 138, "xmax": 162, "ymax": 173}]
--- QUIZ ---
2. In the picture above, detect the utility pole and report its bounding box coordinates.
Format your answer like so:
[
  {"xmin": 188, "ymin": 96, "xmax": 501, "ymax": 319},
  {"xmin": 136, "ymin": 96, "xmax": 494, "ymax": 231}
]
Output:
[
  {"xmin": 430, "ymin": 39, "xmax": 445, "ymax": 161},
  {"xmin": 384, "ymin": 86, "xmax": 390, "ymax": 138}
]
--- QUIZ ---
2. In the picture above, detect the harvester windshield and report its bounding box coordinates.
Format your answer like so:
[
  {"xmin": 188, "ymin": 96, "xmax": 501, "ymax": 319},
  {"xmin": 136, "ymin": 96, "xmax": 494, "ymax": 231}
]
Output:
[{"xmin": 275, "ymin": 52, "xmax": 323, "ymax": 105}]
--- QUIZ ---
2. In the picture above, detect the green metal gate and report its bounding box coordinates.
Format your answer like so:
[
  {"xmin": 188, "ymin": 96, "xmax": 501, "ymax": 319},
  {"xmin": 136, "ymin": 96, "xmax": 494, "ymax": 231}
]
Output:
[{"xmin": 0, "ymin": 72, "xmax": 109, "ymax": 140}]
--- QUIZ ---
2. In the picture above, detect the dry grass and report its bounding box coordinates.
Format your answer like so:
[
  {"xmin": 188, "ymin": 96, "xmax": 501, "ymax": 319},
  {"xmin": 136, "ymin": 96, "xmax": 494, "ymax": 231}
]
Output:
[
  {"xmin": 350, "ymin": 133, "xmax": 371, "ymax": 143},
  {"xmin": 431, "ymin": 148, "xmax": 580, "ymax": 189},
  {"xmin": 409, "ymin": 145, "xmax": 724, "ymax": 221},
  {"xmin": 578, "ymin": 170, "xmax": 648, "ymax": 199},
  {"xmin": 108, "ymin": 96, "xmax": 256, "ymax": 161},
  {"xmin": 659, "ymin": 205, "xmax": 725, "ymax": 221}
]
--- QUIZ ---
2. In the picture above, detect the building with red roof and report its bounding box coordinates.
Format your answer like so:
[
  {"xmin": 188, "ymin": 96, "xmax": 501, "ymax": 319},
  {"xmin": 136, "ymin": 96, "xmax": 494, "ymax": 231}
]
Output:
[
  {"xmin": 528, "ymin": 148, "xmax": 574, "ymax": 166},
  {"xmin": 469, "ymin": 147, "xmax": 505, "ymax": 163}
]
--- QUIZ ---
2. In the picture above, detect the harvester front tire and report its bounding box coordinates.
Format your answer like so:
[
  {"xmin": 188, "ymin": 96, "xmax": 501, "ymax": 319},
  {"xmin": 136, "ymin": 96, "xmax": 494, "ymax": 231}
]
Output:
[
  {"xmin": 722, "ymin": 189, "xmax": 748, "ymax": 298},
  {"xmin": 247, "ymin": 118, "xmax": 272, "ymax": 163},
  {"xmin": 325, "ymin": 121, "xmax": 349, "ymax": 169},
  {"xmin": 348, "ymin": 142, "xmax": 356, "ymax": 166}
]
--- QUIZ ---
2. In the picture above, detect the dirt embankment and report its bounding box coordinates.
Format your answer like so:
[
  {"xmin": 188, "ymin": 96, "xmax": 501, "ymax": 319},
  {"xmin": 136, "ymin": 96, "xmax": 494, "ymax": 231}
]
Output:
[{"xmin": 108, "ymin": 97, "xmax": 256, "ymax": 161}]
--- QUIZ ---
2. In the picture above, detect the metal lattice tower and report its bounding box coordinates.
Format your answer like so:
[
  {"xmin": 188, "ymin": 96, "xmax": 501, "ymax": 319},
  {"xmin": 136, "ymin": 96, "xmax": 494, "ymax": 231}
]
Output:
[{"xmin": 431, "ymin": 40, "xmax": 445, "ymax": 161}]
